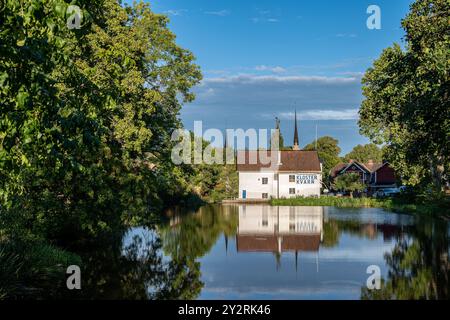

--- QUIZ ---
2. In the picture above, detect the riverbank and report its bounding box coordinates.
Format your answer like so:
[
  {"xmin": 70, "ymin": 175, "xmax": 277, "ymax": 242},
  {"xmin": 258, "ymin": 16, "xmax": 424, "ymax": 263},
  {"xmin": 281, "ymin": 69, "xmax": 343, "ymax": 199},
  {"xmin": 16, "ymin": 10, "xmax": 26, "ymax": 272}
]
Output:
[{"xmin": 270, "ymin": 196, "xmax": 450, "ymax": 217}]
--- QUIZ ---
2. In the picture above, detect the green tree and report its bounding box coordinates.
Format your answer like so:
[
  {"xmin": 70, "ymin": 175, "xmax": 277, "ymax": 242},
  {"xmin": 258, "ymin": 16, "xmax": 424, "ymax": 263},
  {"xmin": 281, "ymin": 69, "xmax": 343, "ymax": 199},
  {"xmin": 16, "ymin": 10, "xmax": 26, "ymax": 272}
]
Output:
[
  {"xmin": 0, "ymin": 1, "xmax": 202, "ymax": 240},
  {"xmin": 209, "ymin": 163, "xmax": 238, "ymax": 202},
  {"xmin": 359, "ymin": 0, "xmax": 449, "ymax": 191},
  {"xmin": 332, "ymin": 173, "xmax": 365, "ymax": 198},
  {"xmin": 304, "ymin": 136, "xmax": 341, "ymax": 182},
  {"xmin": 344, "ymin": 143, "xmax": 383, "ymax": 163}
]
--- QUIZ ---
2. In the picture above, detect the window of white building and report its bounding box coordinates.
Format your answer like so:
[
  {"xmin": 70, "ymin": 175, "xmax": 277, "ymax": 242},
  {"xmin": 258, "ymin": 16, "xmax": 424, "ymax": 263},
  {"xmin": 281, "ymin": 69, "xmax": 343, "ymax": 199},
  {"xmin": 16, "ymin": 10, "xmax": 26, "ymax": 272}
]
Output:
[
  {"xmin": 262, "ymin": 177, "xmax": 268, "ymax": 185},
  {"xmin": 289, "ymin": 188, "xmax": 296, "ymax": 194},
  {"xmin": 289, "ymin": 175, "xmax": 295, "ymax": 182}
]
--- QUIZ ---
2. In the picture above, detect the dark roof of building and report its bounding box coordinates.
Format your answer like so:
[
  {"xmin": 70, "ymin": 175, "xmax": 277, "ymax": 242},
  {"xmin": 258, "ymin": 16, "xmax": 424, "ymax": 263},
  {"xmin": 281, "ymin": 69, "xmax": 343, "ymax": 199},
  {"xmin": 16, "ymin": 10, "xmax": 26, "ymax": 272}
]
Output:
[
  {"xmin": 236, "ymin": 234, "xmax": 321, "ymax": 252},
  {"xmin": 330, "ymin": 161, "xmax": 388, "ymax": 177},
  {"xmin": 360, "ymin": 161, "xmax": 383, "ymax": 172},
  {"xmin": 329, "ymin": 163, "xmax": 347, "ymax": 177},
  {"xmin": 236, "ymin": 150, "xmax": 321, "ymax": 172}
]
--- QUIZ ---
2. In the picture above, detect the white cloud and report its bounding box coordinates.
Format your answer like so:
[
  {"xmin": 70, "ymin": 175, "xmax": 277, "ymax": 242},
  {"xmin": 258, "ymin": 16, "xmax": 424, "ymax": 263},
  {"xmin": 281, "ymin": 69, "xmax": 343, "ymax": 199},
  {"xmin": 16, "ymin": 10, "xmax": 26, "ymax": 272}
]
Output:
[
  {"xmin": 277, "ymin": 109, "xmax": 359, "ymax": 121},
  {"xmin": 251, "ymin": 9, "xmax": 279, "ymax": 23},
  {"xmin": 255, "ymin": 65, "xmax": 286, "ymax": 73},
  {"xmin": 203, "ymin": 74, "xmax": 358, "ymax": 85},
  {"xmin": 163, "ymin": 9, "xmax": 187, "ymax": 16},
  {"xmin": 337, "ymin": 71, "xmax": 364, "ymax": 77},
  {"xmin": 187, "ymin": 74, "xmax": 362, "ymax": 126},
  {"xmin": 251, "ymin": 17, "xmax": 279, "ymax": 23},
  {"xmin": 204, "ymin": 9, "xmax": 230, "ymax": 16}
]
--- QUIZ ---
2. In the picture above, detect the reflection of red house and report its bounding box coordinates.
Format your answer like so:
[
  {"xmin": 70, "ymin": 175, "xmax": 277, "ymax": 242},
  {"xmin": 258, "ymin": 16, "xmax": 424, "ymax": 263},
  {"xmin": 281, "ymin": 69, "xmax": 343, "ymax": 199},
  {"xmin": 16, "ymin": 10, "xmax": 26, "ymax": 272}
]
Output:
[
  {"xmin": 377, "ymin": 224, "xmax": 408, "ymax": 241},
  {"xmin": 330, "ymin": 160, "xmax": 397, "ymax": 193},
  {"xmin": 236, "ymin": 234, "xmax": 320, "ymax": 253}
]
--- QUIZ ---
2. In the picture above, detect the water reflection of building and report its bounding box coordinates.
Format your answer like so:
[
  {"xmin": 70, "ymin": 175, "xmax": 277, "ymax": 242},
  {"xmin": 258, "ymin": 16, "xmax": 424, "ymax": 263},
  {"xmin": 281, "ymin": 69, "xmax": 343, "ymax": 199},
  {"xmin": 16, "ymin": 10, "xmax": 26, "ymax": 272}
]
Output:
[
  {"xmin": 359, "ymin": 223, "xmax": 411, "ymax": 241},
  {"xmin": 236, "ymin": 205, "xmax": 323, "ymax": 254}
]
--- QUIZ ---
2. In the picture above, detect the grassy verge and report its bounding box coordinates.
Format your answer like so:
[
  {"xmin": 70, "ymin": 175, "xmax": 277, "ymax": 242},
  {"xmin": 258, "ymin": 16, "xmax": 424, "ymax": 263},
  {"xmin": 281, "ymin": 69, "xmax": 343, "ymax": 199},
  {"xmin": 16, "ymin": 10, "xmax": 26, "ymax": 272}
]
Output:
[
  {"xmin": 270, "ymin": 196, "xmax": 450, "ymax": 217},
  {"xmin": 0, "ymin": 241, "xmax": 81, "ymax": 299}
]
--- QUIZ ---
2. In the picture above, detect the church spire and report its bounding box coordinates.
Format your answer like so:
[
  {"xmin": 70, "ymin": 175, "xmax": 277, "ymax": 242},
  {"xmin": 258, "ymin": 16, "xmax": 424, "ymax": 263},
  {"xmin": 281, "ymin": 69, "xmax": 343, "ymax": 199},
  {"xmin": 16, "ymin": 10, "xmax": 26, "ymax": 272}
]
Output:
[{"xmin": 293, "ymin": 110, "xmax": 299, "ymax": 150}]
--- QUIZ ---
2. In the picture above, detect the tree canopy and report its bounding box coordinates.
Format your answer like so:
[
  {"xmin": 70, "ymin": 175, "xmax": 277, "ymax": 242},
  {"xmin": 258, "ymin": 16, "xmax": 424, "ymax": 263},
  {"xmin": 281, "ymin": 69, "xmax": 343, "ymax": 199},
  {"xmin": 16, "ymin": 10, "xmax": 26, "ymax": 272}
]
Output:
[
  {"xmin": 359, "ymin": 0, "xmax": 449, "ymax": 190},
  {"xmin": 343, "ymin": 143, "xmax": 383, "ymax": 163},
  {"xmin": 0, "ymin": 0, "xmax": 202, "ymax": 240},
  {"xmin": 332, "ymin": 173, "xmax": 365, "ymax": 197},
  {"xmin": 0, "ymin": 0, "xmax": 209, "ymax": 298},
  {"xmin": 304, "ymin": 136, "xmax": 341, "ymax": 181}
]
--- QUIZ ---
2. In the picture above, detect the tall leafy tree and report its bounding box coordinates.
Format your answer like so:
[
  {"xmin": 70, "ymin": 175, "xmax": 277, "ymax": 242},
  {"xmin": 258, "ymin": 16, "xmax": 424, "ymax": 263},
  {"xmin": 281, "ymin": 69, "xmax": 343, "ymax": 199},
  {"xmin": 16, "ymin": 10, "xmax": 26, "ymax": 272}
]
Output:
[
  {"xmin": 344, "ymin": 143, "xmax": 383, "ymax": 163},
  {"xmin": 359, "ymin": 0, "xmax": 449, "ymax": 191},
  {"xmin": 332, "ymin": 173, "xmax": 365, "ymax": 198},
  {"xmin": 0, "ymin": 0, "xmax": 202, "ymax": 240},
  {"xmin": 304, "ymin": 136, "xmax": 341, "ymax": 181}
]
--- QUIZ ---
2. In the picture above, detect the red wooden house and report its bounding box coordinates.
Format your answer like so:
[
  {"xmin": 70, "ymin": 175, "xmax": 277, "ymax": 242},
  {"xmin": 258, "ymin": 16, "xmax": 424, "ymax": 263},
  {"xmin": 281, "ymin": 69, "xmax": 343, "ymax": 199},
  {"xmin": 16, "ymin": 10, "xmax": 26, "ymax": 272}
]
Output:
[{"xmin": 330, "ymin": 160, "xmax": 397, "ymax": 193}]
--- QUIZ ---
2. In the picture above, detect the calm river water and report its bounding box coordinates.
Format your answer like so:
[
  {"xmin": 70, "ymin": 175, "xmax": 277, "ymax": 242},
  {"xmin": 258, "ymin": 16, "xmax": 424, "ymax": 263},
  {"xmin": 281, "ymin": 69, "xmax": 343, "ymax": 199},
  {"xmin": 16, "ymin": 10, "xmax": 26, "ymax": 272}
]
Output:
[{"xmin": 74, "ymin": 205, "xmax": 449, "ymax": 300}]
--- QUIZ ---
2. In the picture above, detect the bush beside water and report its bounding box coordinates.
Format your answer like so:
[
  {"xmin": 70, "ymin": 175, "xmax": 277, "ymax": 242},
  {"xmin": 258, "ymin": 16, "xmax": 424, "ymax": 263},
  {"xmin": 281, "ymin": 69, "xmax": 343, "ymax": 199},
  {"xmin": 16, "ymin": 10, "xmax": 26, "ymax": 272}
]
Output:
[{"xmin": 270, "ymin": 195, "xmax": 450, "ymax": 216}]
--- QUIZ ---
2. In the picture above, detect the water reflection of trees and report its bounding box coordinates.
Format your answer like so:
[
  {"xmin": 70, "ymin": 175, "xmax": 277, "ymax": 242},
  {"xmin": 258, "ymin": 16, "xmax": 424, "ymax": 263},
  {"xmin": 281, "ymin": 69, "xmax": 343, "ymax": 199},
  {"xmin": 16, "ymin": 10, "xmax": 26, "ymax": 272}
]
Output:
[
  {"xmin": 73, "ymin": 205, "xmax": 238, "ymax": 299},
  {"xmin": 57, "ymin": 206, "xmax": 448, "ymax": 300},
  {"xmin": 68, "ymin": 231, "xmax": 203, "ymax": 300},
  {"xmin": 158, "ymin": 205, "xmax": 238, "ymax": 259},
  {"xmin": 322, "ymin": 220, "xmax": 378, "ymax": 247},
  {"xmin": 361, "ymin": 217, "xmax": 449, "ymax": 300},
  {"xmin": 44, "ymin": 206, "xmax": 238, "ymax": 300}
]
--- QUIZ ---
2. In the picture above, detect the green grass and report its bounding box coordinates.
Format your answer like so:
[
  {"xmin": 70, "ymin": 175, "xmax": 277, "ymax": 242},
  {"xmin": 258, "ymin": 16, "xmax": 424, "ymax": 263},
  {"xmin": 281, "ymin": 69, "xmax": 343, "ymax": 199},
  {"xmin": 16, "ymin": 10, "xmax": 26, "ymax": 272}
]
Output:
[
  {"xmin": 0, "ymin": 241, "xmax": 81, "ymax": 299},
  {"xmin": 270, "ymin": 196, "xmax": 449, "ymax": 217}
]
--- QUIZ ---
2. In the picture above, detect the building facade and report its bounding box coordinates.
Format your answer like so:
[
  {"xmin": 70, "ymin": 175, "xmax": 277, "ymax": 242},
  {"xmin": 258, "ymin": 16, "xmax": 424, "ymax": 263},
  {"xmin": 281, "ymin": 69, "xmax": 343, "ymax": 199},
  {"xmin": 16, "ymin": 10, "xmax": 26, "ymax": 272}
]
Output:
[
  {"xmin": 330, "ymin": 160, "xmax": 397, "ymax": 193},
  {"xmin": 236, "ymin": 113, "xmax": 322, "ymax": 199},
  {"xmin": 237, "ymin": 151, "xmax": 322, "ymax": 199}
]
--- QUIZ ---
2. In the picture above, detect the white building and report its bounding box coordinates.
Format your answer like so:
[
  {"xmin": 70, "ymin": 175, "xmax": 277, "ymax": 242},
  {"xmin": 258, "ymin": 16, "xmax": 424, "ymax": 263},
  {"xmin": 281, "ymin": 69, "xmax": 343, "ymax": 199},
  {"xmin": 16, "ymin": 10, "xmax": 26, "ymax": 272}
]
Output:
[
  {"xmin": 237, "ymin": 151, "xmax": 322, "ymax": 199},
  {"xmin": 236, "ymin": 112, "xmax": 322, "ymax": 199}
]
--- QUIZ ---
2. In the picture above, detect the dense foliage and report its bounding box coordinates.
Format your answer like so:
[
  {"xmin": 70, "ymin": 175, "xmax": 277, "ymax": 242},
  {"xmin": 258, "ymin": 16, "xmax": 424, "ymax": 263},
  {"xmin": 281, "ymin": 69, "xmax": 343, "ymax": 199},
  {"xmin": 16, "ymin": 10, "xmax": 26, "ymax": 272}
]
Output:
[
  {"xmin": 304, "ymin": 136, "xmax": 341, "ymax": 182},
  {"xmin": 0, "ymin": 0, "xmax": 210, "ymax": 298},
  {"xmin": 343, "ymin": 143, "xmax": 383, "ymax": 163},
  {"xmin": 332, "ymin": 173, "xmax": 365, "ymax": 197},
  {"xmin": 359, "ymin": 0, "xmax": 449, "ymax": 190},
  {"xmin": 0, "ymin": 0, "xmax": 202, "ymax": 242}
]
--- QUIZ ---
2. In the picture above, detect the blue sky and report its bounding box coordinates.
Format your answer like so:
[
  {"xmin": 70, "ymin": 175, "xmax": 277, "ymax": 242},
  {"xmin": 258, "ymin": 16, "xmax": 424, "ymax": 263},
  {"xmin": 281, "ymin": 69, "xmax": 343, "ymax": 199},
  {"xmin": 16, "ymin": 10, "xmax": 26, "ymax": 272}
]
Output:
[{"xmin": 143, "ymin": 0, "xmax": 413, "ymax": 155}]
